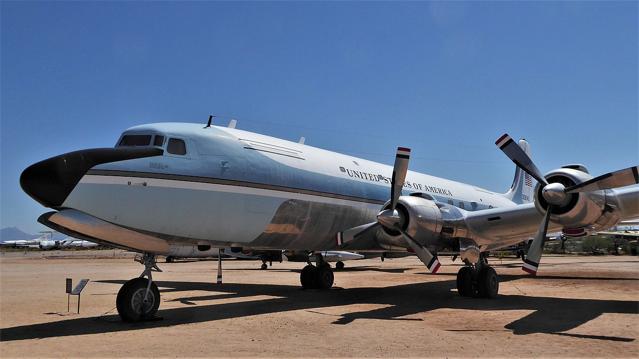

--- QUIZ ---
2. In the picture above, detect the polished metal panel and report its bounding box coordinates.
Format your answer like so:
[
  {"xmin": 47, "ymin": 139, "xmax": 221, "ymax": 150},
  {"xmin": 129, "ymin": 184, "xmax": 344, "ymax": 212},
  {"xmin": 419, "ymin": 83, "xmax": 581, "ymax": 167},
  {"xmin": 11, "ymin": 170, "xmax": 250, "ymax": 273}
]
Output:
[
  {"xmin": 458, "ymin": 238, "xmax": 480, "ymax": 264},
  {"xmin": 46, "ymin": 209, "xmax": 170, "ymax": 254},
  {"xmin": 398, "ymin": 196, "xmax": 443, "ymax": 248}
]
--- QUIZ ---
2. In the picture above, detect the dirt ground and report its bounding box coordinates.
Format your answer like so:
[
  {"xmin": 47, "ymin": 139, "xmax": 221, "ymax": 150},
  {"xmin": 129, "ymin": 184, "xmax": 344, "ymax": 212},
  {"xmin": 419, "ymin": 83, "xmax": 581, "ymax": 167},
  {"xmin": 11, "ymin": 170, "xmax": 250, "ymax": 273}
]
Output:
[{"xmin": 0, "ymin": 251, "xmax": 638, "ymax": 358}]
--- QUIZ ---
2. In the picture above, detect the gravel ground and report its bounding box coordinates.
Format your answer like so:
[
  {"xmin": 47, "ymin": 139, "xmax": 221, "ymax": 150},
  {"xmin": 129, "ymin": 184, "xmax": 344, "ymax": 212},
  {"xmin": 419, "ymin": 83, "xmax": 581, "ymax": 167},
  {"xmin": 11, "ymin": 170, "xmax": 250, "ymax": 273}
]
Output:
[{"xmin": 1, "ymin": 252, "xmax": 638, "ymax": 358}]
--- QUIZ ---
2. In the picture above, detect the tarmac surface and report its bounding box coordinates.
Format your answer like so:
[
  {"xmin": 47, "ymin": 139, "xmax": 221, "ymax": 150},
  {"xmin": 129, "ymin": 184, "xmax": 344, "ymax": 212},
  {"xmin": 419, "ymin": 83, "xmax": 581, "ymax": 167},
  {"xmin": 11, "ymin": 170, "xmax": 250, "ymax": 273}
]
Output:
[{"xmin": 0, "ymin": 251, "xmax": 638, "ymax": 358}]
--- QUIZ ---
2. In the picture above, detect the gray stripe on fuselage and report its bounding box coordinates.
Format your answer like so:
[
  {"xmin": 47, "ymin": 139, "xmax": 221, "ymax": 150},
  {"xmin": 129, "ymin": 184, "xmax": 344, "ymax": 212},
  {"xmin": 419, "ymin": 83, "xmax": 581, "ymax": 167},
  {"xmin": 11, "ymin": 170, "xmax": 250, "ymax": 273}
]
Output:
[{"xmin": 87, "ymin": 169, "xmax": 387, "ymax": 205}]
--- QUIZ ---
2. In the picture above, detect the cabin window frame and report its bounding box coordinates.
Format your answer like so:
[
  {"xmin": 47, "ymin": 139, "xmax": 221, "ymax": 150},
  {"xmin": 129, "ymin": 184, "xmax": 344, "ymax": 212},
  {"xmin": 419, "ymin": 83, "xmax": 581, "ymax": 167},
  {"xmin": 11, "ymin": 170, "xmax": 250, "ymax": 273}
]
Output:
[
  {"xmin": 166, "ymin": 137, "xmax": 188, "ymax": 157},
  {"xmin": 153, "ymin": 135, "xmax": 166, "ymax": 147}
]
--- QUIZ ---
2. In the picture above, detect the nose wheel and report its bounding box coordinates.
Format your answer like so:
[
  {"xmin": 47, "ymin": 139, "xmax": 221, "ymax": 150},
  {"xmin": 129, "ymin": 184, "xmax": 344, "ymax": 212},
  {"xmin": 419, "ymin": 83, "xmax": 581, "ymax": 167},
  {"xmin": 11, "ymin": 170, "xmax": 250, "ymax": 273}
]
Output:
[
  {"xmin": 117, "ymin": 253, "xmax": 162, "ymax": 322},
  {"xmin": 116, "ymin": 277, "xmax": 160, "ymax": 322}
]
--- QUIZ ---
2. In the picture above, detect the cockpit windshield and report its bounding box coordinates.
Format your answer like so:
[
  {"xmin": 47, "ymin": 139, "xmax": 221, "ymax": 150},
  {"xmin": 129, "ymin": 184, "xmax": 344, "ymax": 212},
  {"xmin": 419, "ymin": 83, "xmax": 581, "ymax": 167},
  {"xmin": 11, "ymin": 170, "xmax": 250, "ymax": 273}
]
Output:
[
  {"xmin": 118, "ymin": 135, "xmax": 152, "ymax": 147},
  {"xmin": 116, "ymin": 133, "xmax": 186, "ymax": 155}
]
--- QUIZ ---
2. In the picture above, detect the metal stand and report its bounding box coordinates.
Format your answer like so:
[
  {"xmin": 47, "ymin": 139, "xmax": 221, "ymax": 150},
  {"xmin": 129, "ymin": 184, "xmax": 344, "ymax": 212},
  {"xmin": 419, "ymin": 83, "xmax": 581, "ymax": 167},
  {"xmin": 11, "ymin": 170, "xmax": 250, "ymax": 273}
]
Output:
[
  {"xmin": 216, "ymin": 248, "xmax": 223, "ymax": 284},
  {"xmin": 66, "ymin": 278, "xmax": 89, "ymax": 314}
]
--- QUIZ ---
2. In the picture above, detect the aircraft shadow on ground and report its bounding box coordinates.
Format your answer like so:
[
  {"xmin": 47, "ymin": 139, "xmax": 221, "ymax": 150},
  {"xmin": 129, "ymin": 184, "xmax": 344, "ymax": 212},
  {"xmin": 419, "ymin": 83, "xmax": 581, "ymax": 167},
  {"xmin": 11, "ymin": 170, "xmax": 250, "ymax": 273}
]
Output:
[{"xmin": 1, "ymin": 274, "xmax": 637, "ymax": 342}]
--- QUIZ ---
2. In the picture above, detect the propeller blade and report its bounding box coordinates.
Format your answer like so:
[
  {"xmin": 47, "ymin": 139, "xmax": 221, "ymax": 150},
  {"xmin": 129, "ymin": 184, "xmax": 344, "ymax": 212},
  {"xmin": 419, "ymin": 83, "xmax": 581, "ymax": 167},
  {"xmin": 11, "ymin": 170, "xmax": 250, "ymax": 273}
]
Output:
[
  {"xmin": 337, "ymin": 222, "xmax": 380, "ymax": 248},
  {"xmin": 495, "ymin": 134, "xmax": 548, "ymax": 186},
  {"xmin": 565, "ymin": 166, "xmax": 639, "ymax": 193},
  {"xmin": 399, "ymin": 229, "xmax": 441, "ymax": 274},
  {"xmin": 522, "ymin": 205, "xmax": 553, "ymax": 275},
  {"xmin": 390, "ymin": 147, "xmax": 411, "ymax": 210}
]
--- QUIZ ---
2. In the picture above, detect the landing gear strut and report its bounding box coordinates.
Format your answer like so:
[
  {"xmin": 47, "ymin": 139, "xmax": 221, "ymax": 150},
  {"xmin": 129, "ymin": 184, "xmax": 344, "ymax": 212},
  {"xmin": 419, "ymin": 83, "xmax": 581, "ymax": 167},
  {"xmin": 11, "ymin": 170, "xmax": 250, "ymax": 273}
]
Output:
[
  {"xmin": 300, "ymin": 254, "xmax": 334, "ymax": 289},
  {"xmin": 117, "ymin": 253, "xmax": 161, "ymax": 322},
  {"xmin": 456, "ymin": 254, "xmax": 499, "ymax": 298}
]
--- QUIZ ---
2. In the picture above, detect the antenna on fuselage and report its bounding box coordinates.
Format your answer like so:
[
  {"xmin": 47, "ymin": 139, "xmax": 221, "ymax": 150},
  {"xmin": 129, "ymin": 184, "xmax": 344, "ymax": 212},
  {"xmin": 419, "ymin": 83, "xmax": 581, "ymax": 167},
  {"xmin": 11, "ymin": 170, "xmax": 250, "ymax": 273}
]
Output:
[
  {"xmin": 204, "ymin": 115, "xmax": 215, "ymax": 128},
  {"xmin": 298, "ymin": 137, "xmax": 306, "ymax": 145},
  {"xmin": 228, "ymin": 119, "xmax": 237, "ymax": 129}
]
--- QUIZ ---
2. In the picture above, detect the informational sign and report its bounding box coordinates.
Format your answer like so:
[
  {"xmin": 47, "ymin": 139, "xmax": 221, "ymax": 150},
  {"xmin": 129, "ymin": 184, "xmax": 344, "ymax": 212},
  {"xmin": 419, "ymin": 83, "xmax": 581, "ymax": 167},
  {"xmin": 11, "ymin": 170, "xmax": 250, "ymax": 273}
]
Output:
[
  {"xmin": 66, "ymin": 278, "xmax": 90, "ymax": 313},
  {"xmin": 71, "ymin": 279, "xmax": 89, "ymax": 295},
  {"xmin": 66, "ymin": 278, "xmax": 72, "ymax": 294}
]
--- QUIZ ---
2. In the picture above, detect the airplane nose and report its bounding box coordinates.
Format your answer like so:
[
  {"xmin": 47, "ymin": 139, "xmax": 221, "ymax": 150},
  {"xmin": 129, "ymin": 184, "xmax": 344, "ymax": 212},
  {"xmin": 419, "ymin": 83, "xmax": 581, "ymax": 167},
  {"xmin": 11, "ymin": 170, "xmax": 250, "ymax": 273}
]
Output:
[{"xmin": 20, "ymin": 147, "xmax": 163, "ymax": 208}]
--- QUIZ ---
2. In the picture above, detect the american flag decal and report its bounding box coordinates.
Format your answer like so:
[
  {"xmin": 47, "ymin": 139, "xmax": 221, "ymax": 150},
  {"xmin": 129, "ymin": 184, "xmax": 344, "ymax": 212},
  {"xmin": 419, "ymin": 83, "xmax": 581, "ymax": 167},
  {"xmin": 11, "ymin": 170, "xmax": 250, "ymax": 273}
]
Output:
[{"xmin": 524, "ymin": 173, "xmax": 533, "ymax": 187}]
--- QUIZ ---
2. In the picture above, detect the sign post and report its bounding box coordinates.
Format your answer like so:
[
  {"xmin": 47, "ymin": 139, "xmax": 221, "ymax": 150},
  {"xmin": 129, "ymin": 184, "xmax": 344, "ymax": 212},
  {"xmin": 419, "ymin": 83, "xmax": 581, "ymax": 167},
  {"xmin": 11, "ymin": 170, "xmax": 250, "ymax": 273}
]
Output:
[{"xmin": 66, "ymin": 278, "xmax": 89, "ymax": 314}]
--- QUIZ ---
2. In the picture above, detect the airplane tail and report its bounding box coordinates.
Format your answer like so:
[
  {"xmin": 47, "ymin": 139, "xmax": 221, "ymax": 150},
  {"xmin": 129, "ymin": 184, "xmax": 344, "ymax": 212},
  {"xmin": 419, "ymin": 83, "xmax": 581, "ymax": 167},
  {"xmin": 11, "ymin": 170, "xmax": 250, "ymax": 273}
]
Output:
[{"xmin": 502, "ymin": 139, "xmax": 535, "ymax": 204}]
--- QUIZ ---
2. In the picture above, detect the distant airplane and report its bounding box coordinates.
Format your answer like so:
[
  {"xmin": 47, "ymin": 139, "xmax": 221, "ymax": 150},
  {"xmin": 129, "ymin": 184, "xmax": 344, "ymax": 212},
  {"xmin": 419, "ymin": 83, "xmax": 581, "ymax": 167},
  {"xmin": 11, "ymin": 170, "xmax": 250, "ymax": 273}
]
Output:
[
  {"xmin": 1, "ymin": 231, "xmax": 56, "ymax": 249},
  {"xmin": 165, "ymin": 248, "xmax": 363, "ymax": 270},
  {"xmin": 60, "ymin": 238, "xmax": 99, "ymax": 248},
  {"xmin": 20, "ymin": 120, "xmax": 639, "ymax": 321}
]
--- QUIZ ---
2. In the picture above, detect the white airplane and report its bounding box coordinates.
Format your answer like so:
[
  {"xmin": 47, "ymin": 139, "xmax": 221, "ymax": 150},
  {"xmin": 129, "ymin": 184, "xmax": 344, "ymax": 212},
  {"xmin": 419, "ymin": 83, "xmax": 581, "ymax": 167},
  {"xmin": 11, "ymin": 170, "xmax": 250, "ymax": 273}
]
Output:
[
  {"xmin": 1, "ymin": 232, "xmax": 58, "ymax": 249},
  {"xmin": 19, "ymin": 119, "xmax": 639, "ymax": 321}
]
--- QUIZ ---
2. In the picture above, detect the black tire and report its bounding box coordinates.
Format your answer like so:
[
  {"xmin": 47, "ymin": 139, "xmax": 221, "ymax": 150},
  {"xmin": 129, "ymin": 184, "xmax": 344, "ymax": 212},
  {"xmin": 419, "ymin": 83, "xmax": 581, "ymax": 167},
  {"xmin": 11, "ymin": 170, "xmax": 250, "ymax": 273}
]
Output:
[
  {"xmin": 456, "ymin": 266, "xmax": 474, "ymax": 297},
  {"xmin": 477, "ymin": 266, "xmax": 499, "ymax": 298},
  {"xmin": 316, "ymin": 263, "xmax": 334, "ymax": 289},
  {"xmin": 300, "ymin": 265, "xmax": 318, "ymax": 289},
  {"xmin": 116, "ymin": 278, "xmax": 160, "ymax": 322},
  {"xmin": 165, "ymin": 256, "xmax": 174, "ymax": 263},
  {"xmin": 335, "ymin": 261, "xmax": 345, "ymax": 270},
  {"xmin": 260, "ymin": 263, "xmax": 268, "ymax": 270}
]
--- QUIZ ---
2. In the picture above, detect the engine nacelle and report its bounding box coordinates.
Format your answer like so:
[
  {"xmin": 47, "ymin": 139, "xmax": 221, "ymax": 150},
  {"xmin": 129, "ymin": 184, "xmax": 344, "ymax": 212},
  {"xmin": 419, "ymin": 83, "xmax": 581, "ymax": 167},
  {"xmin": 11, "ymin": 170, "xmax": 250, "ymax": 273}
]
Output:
[
  {"xmin": 394, "ymin": 195, "xmax": 443, "ymax": 247},
  {"xmin": 535, "ymin": 168, "xmax": 619, "ymax": 231}
]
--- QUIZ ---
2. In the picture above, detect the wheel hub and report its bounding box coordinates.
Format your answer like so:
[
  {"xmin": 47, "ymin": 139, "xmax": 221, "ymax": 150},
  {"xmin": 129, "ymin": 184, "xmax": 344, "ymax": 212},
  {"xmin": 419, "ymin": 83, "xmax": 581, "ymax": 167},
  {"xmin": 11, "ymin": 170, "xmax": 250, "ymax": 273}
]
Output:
[{"xmin": 131, "ymin": 288, "xmax": 155, "ymax": 314}]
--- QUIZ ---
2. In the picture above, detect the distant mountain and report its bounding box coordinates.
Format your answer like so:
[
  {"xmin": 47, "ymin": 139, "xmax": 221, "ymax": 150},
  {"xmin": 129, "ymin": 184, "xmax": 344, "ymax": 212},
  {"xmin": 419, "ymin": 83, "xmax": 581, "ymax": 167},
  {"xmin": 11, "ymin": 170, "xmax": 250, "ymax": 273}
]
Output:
[{"xmin": 0, "ymin": 227, "xmax": 37, "ymax": 242}]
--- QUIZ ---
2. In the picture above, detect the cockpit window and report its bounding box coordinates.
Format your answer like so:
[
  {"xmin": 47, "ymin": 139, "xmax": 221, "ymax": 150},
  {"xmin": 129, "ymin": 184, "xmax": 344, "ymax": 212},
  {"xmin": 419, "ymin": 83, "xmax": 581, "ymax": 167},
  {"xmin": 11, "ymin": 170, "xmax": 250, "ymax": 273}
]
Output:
[
  {"xmin": 167, "ymin": 138, "xmax": 186, "ymax": 155},
  {"xmin": 153, "ymin": 135, "xmax": 165, "ymax": 147},
  {"xmin": 118, "ymin": 135, "xmax": 152, "ymax": 147}
]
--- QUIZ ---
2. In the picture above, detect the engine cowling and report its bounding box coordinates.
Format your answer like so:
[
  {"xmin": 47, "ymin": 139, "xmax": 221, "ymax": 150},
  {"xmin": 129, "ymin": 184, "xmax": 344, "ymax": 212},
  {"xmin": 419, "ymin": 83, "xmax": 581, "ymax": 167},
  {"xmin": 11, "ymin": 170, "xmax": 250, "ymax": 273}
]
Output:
[
  {"xmin": 535, "ymin": 168, "xmax": 620, "ymax": 231},
  {"xmin": 378, "ymin": 195, "xmax": 443, "ymax": 249}
]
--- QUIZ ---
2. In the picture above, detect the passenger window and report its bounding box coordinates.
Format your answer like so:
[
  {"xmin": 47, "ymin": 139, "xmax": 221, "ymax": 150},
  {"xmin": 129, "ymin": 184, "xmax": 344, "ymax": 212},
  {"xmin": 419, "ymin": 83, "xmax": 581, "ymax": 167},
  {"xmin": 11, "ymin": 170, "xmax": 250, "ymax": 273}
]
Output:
[
  {"xmin": 167, "ymin": 138, "xmax": 186, "ymax": 155},
  {"xmin": 118, "ymin": 135, "xmax": 152, "ymax": 147},
  {"xmin": 153, "ymin": 135, "xmax": 165, "ymax": 147}
]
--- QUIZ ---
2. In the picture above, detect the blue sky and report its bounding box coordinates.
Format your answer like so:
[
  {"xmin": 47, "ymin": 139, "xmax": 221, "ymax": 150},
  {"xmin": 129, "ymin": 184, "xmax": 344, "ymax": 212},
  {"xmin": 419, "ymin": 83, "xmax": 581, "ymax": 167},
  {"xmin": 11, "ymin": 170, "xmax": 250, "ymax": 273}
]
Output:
[{"xmin": 1, "ymin": 1, "xmax": 637, "ymax": 233}]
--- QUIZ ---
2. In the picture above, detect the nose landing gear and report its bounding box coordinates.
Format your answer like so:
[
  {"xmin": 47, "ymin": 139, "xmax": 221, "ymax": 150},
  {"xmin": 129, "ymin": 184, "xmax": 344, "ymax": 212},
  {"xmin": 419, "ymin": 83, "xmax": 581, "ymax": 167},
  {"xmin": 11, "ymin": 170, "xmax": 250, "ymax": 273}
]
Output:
[{"xmin": 117, "ymin": 253, "xmax": 162, "ymax": 322}]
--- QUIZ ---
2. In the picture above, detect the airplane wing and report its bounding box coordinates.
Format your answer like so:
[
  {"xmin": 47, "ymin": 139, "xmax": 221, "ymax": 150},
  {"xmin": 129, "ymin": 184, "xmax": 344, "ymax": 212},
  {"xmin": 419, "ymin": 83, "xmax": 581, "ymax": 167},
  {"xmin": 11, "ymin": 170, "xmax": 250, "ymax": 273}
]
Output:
[
  {"xmin": 461, "ymin": 203, "xmax": 560, "ymax": 251},
  {"xmin": 337, "ymin": 203, "xmax": 553, "ymax": 253}
]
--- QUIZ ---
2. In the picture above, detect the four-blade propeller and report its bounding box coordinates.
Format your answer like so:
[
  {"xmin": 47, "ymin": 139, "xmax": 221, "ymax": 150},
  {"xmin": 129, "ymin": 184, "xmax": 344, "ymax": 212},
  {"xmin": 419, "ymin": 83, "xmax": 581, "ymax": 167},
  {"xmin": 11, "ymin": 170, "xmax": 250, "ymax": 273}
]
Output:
[
  {"xmin": 496, "ymin": 133, "xmax": 639, "ymax": 275},
  {"xmin": 338, "ymin": 147, "xmax": 441, "ymax": 274}
]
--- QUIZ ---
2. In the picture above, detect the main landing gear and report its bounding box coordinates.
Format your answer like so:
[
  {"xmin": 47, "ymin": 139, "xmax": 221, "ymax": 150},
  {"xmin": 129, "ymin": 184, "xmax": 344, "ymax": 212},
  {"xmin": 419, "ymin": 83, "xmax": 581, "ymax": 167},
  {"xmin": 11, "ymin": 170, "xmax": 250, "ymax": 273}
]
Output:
[
  {"xmin": 117, "ymin": 253, "xmax": 161, "ymax": 322},
  {"xmin": 300, "ymin": 254, "xmax": 334, "ymax": 290},
  {"xmin": 456, "ymin": 254, "xmax": 499, "ymax": 298}
]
